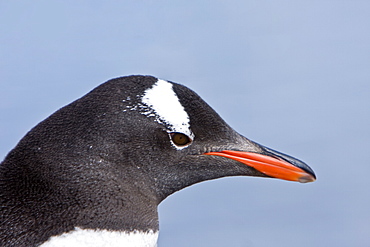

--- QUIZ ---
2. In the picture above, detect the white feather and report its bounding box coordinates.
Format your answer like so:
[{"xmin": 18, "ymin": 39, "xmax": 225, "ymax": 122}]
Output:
[
  {"xmin": 141, "ymin": 79, "xmax": 194, "ymax": 140},
  {"xmin": 40, "ymin": 228, "xmax": 158, "ymax": 247}
]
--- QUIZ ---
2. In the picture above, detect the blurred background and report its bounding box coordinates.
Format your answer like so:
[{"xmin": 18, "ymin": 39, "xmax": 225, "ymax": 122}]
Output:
[{"xmin": 1, "ymin": 1, "xmax": 369, "ymax": 246}]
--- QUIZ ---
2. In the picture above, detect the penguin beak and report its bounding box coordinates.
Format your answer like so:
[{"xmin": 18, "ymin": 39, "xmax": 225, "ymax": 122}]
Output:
[{"xmin": 205, "ymin": 148, "xmax": 316, "ymax": 183}]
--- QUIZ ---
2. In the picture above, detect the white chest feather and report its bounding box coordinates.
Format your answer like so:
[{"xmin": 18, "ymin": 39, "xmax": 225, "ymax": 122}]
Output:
[{"xmin": 40, "ymin": 228, "xmax": 158, "ymax": 247}]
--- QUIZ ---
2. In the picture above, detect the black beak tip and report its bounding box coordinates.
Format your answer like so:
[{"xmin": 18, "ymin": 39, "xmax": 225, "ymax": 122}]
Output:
[{"xmin": 261, "ymin": 145, "xmax": 316, "ymax": 182}]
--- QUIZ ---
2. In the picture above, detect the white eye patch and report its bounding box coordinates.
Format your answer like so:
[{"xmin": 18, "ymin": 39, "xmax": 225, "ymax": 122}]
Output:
[{"xmin": 140, "ymin": 79, "xmax": 194, "ymax": 147}]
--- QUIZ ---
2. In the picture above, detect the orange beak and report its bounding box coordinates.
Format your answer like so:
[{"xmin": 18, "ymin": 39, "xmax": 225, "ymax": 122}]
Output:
[{"xmin": 205, "ymin": 150, "xmax": 316, "ymax": 183}]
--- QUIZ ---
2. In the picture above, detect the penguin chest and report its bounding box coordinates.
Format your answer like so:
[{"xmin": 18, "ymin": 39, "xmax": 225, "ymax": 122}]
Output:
[{"xmin": 40, "ymin": 228, "xmax": 159, "ymax": 247}]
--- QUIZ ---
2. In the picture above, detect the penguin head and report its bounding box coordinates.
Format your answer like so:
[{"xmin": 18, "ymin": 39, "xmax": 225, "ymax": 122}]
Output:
[
  {"xmin": 5, "ymin": 76, "xmax": 315, "ymax": 201},
  {"xmin": 37, "ymin": 75, "xmax": 313, "ymax": 201}
]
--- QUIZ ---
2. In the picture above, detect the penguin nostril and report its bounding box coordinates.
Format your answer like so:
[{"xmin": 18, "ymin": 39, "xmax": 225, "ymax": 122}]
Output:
[{"xmin": 170, "ymin": 132, "xmax": 192, "ymax": 147}]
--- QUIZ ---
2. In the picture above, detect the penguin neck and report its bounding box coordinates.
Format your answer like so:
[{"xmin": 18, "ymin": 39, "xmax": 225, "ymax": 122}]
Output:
[{"xmin": 2, "ymin": 151, "xmax": 161, "ymax": 234}]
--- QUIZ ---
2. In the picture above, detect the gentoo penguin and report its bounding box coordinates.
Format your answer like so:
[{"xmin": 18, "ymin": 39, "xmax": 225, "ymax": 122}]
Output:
[{"xmin": 0, "ymin": 75, "xmax": 315, "ymax": 247}]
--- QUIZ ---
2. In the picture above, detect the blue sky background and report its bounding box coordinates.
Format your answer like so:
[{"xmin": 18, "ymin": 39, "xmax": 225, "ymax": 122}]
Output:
[{"xmin": 1, "ymin": 1, "xmax": 369, "ymax": 246}]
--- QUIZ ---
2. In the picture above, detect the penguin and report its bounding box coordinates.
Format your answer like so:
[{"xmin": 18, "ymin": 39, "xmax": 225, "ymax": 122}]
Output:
[{"xmin": 0, "ymin": 75, "xmax": 316, "ymax": 247}]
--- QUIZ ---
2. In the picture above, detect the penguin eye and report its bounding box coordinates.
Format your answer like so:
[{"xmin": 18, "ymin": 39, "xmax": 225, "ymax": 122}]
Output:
[{"xmin": 170, "ymin": 132, "xmax": 192, "ymax": 147}]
